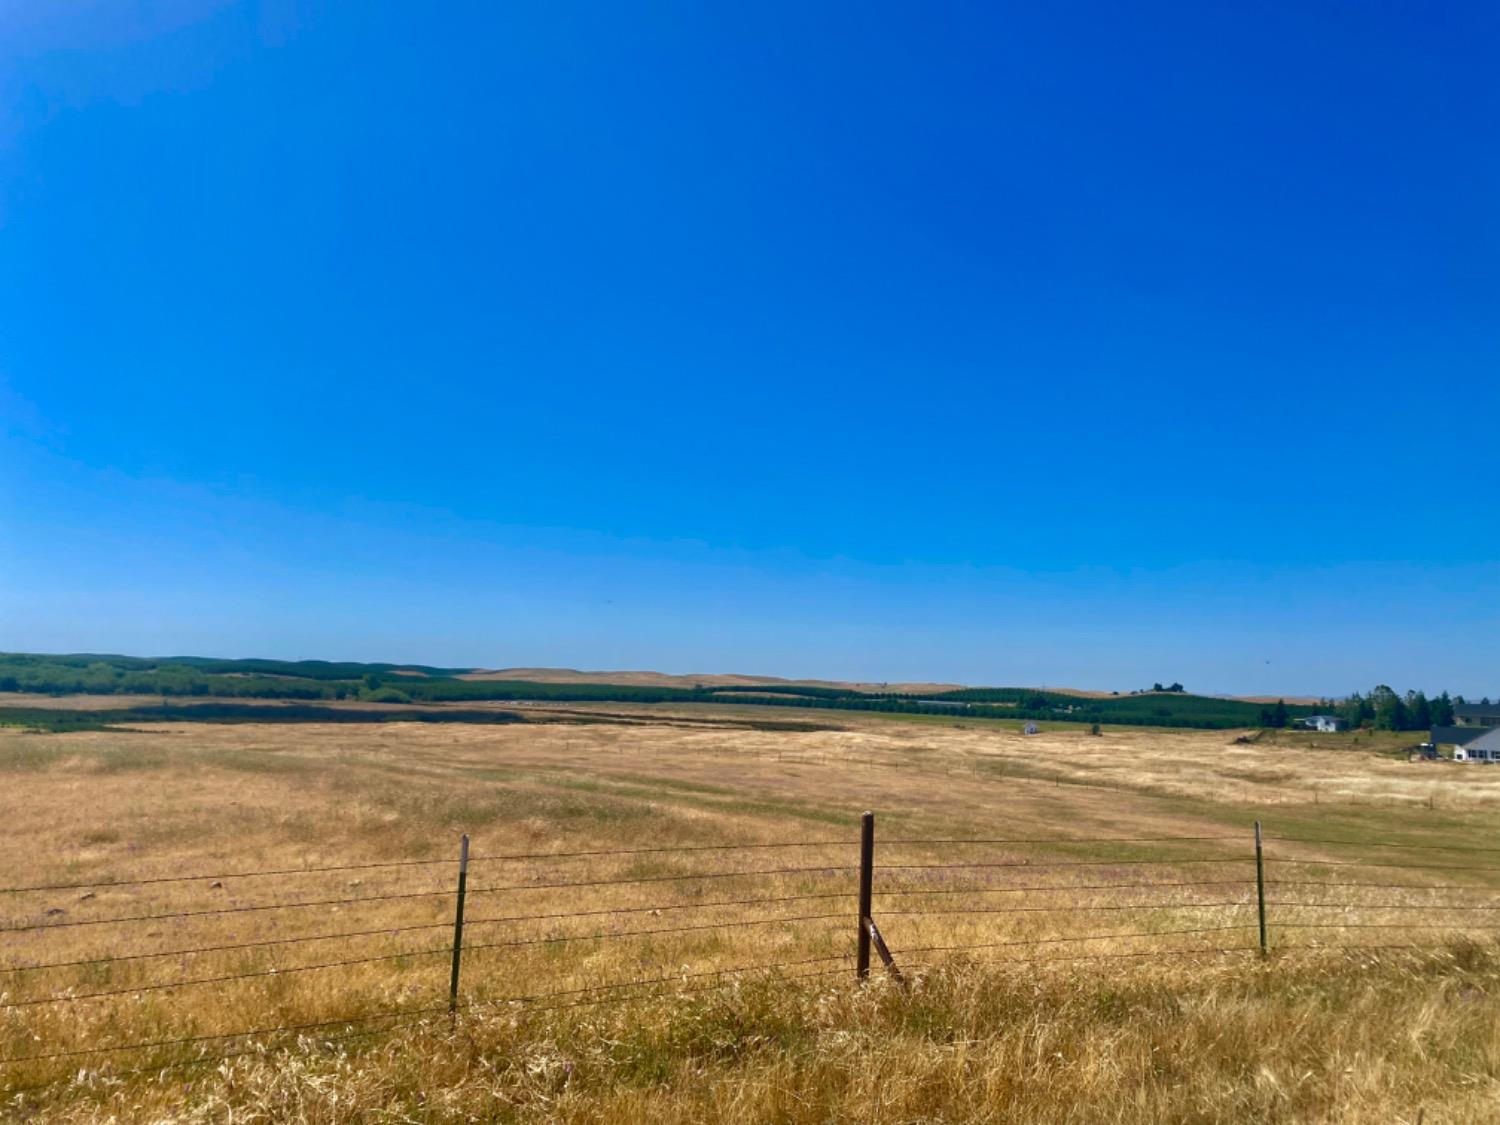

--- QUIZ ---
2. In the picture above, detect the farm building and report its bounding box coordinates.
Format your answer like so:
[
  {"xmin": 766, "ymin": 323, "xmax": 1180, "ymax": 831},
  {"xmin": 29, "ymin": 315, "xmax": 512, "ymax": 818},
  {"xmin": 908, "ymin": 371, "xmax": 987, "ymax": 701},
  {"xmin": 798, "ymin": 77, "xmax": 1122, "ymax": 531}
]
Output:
[
  {"xmin": 1432, "ymin": 725, "xmax": 1487, "ymax": 750},
  {"xmin": 1452, "ymin": 727, "xmax": 1500, "ymax": 763},
  {"xmin": 1455, "ymin": 702, "xmax": 1500, "ymax": 727},
  {"xmin": 1300, "ymin": 715, "xmax": 1345, "ymax": 732}
]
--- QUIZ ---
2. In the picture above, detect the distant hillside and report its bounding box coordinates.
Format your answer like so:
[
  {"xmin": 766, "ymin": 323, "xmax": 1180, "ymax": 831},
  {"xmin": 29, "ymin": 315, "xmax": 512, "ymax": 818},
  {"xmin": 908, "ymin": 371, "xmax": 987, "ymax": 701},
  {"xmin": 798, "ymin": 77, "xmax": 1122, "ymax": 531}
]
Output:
[
  {"xmin": 0, "ymin": 652, "xmax": 1329, "ymax": 731},
  {"xmin": 456, "ymin": 668, "xmax": 1317, "ymax": 704},
  {"xmin": 461, "ymin": 667, "xmax": 965, "ymax": 695}
]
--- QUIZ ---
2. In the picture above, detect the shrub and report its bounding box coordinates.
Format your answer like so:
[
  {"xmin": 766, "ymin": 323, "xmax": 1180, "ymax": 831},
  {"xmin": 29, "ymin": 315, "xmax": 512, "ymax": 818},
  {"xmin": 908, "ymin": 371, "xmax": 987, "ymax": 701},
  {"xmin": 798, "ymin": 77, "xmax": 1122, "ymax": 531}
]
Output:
[{"xmin": 363, "ymin": 687, "xmax": 413, "ymax": 704}]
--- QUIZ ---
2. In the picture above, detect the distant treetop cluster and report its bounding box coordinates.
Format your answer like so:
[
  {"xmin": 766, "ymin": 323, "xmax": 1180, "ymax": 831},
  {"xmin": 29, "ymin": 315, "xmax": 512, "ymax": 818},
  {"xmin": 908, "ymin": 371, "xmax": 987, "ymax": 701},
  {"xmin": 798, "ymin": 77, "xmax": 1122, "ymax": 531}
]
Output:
[{"xmin": 1255, "ymin": 685, "xmax": 1461, "ymax": 731}]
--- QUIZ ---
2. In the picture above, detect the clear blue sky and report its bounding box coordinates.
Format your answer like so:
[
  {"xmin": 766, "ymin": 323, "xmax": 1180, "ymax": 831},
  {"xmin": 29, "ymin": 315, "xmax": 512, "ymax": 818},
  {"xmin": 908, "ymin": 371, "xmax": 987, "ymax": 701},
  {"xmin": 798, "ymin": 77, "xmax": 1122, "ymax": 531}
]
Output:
[{"xmin": 2, "ymin": 2, "xmax": 1496, "ymax": 696}]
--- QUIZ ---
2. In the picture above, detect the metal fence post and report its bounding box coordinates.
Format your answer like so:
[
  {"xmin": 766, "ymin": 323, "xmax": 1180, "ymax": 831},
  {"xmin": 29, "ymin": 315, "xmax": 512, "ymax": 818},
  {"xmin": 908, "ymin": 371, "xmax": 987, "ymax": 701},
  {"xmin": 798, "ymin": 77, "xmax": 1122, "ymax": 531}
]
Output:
[
  {"xmin": 1254, "ymin": 821, "xmax": 1267, "ymax": 956},
  {"xmin": 857, "ymin": 811, "xmax": 873, "ymax": 980},
  {"xmin": 449, "ymin": 834, "xmax": 470, "ymax": 1015}
]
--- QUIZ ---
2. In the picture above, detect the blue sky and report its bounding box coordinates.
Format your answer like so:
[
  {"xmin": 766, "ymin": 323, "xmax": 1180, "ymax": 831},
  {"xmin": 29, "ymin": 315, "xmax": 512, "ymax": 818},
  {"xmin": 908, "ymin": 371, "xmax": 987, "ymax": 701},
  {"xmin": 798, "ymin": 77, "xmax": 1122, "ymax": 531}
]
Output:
[{"xmin": 1, "ymin": 1, "xmax": 1496, "ymax": 695}]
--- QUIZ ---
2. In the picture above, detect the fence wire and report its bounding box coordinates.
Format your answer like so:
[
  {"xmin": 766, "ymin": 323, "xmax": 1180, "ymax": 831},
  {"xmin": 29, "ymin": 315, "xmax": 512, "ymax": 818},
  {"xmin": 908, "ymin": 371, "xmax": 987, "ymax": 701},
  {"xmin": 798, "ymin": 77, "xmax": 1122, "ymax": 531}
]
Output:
[{"xmin": 7, "ymin": 824, "xmax": 1500, "ymax": 1098}]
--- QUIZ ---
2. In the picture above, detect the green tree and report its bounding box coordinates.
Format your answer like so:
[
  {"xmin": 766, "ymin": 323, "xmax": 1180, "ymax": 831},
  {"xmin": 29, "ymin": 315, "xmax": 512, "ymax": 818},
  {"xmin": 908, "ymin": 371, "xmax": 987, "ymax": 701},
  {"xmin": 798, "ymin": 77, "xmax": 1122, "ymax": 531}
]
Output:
[
  {"xmin": 1406, "ymin": 690, "xmax": 1431, "ymax": 731},
  {"xmin": 1371, "ymin": 685, "xmax": 1407, "ymax": 731},
  {"xmin": 1259, "ymin": 700, "xmax": 1289, "ymax": 728},
  {"xmin": 1432, "ymin": 691, "xmax": 1455, "ymax": 726},
  {"xmin": 363, "ymin": 686, "xmax": 412, "ymax": 704},
  {"xmin": 1343, "ymin": 691, "xmax": 1374, "ymax": 729}
]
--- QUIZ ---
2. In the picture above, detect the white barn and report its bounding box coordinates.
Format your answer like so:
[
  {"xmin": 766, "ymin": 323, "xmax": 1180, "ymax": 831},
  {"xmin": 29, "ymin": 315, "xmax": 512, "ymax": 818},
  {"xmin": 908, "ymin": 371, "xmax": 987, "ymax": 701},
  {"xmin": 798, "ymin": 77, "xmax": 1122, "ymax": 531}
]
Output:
[{"xmin": 1454, "ymin": 727, "xmax": 1500, "ymax": 763}]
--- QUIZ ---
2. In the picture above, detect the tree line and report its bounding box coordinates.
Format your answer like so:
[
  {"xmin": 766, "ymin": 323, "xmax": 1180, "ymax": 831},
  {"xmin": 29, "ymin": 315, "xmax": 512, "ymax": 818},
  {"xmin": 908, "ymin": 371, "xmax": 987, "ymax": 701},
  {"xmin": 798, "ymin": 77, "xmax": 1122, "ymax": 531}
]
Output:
[
  {"xmin": 0, "ymin": 653, "xmax": 1479, "ymax": 734},
  {"xmin": 1256, "ymin": 685, "xmax": 1461, "ymax": 731}
]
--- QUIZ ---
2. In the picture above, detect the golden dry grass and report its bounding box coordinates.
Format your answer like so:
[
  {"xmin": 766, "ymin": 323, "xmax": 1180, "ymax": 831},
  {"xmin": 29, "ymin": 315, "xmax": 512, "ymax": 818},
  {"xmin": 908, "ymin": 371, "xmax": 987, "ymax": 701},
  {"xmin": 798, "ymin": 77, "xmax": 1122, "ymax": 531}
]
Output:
[{"xmin": 2, "ymin": 714, "xmax": 1499, "ymax": 1121}]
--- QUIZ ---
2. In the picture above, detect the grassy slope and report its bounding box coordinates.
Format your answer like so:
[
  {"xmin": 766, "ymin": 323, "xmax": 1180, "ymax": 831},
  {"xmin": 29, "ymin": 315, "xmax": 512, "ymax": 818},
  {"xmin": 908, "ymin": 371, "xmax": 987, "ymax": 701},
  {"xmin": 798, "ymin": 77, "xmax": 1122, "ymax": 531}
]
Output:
[{"xmin": 2, "ymin": 718, "xmax": 1498, "ymax": 1121}]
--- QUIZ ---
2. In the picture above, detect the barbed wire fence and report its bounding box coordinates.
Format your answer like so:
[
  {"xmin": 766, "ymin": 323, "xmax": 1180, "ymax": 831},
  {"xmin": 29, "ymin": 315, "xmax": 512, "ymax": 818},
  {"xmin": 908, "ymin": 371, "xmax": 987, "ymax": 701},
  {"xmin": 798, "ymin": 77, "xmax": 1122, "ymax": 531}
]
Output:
[{"xmin": 4, "ymin": 814, "xmax": 1500, "ymax": 1097}]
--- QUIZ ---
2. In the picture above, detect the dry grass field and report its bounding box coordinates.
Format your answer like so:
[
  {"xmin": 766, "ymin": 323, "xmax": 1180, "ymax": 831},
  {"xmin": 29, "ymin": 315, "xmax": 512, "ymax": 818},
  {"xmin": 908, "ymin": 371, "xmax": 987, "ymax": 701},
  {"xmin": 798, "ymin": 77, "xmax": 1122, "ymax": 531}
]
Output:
[{"xmin": 3, "ymin": 710, "xmax": 1500, "ymax": 1122}]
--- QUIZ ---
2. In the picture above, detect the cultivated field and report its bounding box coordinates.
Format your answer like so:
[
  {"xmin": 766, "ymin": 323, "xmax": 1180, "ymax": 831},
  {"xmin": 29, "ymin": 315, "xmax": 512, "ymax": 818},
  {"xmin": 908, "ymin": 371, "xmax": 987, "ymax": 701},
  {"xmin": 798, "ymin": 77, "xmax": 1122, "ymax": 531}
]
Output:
[
  {"xmin": 456, "ymin": 668, "xmax": 970, "ymax": 694},
  {"xmin": 3, "ymin": 711, "xmax": 1500, "ymax": 1122}
]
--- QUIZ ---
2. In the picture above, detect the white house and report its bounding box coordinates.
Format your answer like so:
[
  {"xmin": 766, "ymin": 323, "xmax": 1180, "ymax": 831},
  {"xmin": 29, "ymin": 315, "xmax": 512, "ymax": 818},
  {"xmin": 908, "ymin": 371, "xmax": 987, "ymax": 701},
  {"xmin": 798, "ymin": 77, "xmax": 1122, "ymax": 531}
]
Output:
[
  {"xmin": 1454, "ymin": 727, "xmax": 1500, "ymax": 763},
  {"xmin": 1301, "ymin": 715, "xmax": 1345, "ymax": 732}
]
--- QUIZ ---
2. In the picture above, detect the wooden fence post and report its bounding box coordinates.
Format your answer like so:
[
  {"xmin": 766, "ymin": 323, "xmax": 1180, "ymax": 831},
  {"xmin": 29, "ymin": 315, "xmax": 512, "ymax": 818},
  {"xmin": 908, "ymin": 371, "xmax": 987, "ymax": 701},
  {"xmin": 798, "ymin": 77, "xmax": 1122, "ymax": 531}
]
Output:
[
  {"xmin": 1254, "ymin": 821, "xmax": 1267, "ymax": 956},
  {"xmin": 449, "ymin": 834, "xmax": 470, "ymax": 1015},
  {"xmin": 857, "ymin": 811, "xmax": 873, "ymax": 980},
  {"xmin": 865, "ymin": 915, "xmax": 905, "ymax": 984}
]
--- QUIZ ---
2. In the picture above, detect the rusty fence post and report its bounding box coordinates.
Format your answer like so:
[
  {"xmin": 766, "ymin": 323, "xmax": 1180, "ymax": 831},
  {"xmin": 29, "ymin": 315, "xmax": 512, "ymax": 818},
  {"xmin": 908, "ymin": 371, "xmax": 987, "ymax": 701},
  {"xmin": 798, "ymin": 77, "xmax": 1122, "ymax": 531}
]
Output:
[
  {"xmin": 449, "ymin": 834, "xmax": 470, "ymax": 1015},
  {"xmin": 857, "ymin": 811, "xmax": 873, "ymax": 980},
  {"xmin": 1254, "ymin": 821, "xmax": 1267, "ymax": 956},
  {"xmin": 865, "ymin": 915, "xmax": 905, "ymax": 984}
]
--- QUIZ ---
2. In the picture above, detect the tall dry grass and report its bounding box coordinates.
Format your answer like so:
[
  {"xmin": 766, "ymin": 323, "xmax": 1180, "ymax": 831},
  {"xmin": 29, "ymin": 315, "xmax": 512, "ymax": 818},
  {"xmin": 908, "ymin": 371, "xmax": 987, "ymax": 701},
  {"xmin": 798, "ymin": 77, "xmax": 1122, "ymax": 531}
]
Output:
[
  {"xmin": 14, "ymin": 946, "xmax": 1500, "ymax": 1122},
  {"xmin": 3, "ymin": 716, "xmax": 1499, "ymax": 1120}
]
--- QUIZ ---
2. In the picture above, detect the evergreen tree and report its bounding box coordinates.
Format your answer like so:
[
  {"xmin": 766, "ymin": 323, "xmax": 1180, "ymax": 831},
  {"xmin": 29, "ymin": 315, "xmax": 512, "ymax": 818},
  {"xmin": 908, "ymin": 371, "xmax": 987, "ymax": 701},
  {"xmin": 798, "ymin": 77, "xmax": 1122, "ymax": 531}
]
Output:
[
  {"xmin": 1406, "ymin": 690, "xmax": 1432, "ymax": 731},
  {"xmin": 1372, "ymin": 685, "xmax": 1408, "ymax": 731},
  {"xmin": 1339, "ymin": 691, "xmax": 1369, "ymax": 729}
]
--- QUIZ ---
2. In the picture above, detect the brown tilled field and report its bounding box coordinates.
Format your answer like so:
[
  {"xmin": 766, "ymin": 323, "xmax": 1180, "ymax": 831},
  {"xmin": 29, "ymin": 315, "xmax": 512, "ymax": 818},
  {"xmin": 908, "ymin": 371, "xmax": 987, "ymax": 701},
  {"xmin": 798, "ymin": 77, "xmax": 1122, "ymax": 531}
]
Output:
[{"xmin": 2, "ymin": 712, "xmax": 1499, "ymax": 1122}]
